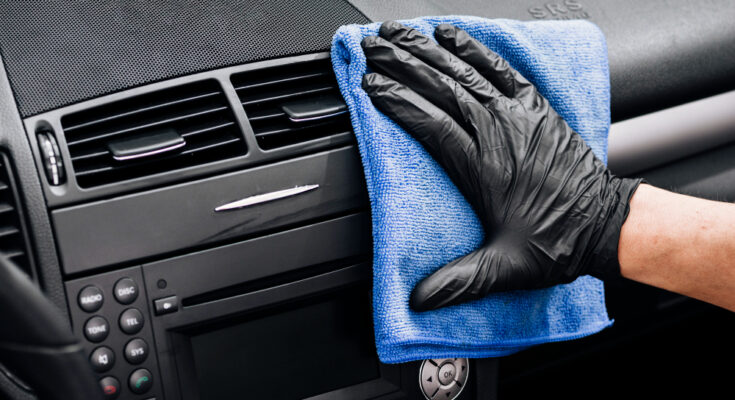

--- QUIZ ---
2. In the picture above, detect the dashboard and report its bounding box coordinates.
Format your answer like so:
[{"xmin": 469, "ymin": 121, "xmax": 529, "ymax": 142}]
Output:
[{"xmin": 0, "ymin": 1, "xmax": 733, "ymax": 399}]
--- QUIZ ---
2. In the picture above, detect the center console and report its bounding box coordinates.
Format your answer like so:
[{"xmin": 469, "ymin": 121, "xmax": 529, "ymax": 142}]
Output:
[{"xmin": 19, "ymin": 52, "xmax": 496, "ymax": 399}]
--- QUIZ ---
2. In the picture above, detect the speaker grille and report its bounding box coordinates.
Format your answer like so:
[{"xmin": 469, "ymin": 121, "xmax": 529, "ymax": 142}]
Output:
[{"xmin": 0, "ymin": 0, "xmax": 369, "ymax": 117}]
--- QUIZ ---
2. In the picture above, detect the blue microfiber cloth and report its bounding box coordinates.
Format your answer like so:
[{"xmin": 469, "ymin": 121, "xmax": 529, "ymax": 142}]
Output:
[{"xmin": 331, "ymin": 16, "xmax": 614, "ymax": 363}]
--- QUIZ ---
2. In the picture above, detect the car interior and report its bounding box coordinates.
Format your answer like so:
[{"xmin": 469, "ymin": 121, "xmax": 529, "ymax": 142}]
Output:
[{"xmin": 0, "ymin": 1, "xmax": 733, "ymax": 399}]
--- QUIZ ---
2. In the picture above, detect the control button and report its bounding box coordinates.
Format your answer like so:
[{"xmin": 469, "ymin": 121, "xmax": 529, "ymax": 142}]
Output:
[
  {"xmin": 129, "ymin": 368, "xmax": 153, "ymax": 394},
  {"xmin": 438, "ymin": 362, "xmax": 456, "ymax": 385},
  {"xmin": 119, "ymin": 308, "xmax": 144, "ymax": 334},
  {"xmin": 124, "ymin": 338, "xmax": 149, "ymax": 365},
  {"xmin": 78, "ymin": 285, "xmax": 104, "ymax": 313},
  {"xmin": 37, "ymin": 131, "xmax": 66, "ymax": 186},
  {"xmin": 153, "ymin": 296, "xmax": 178, "ymax": 315},
  {"xmin": 99, "ymin": 376, "xmax": 120, "ymax": 399},
  {"xmin": 84, "ymin": 316, "xmax": 110, "ymax": 342},
  {"xmin": 90, "ymin": 346, "xmax": 115, "ymax": 372},
  {"xmin": 114, "ymin": 278, "xmax": 139, "ymax": 304},
  {"xmin": 419, "ymin": 358, "xmax": 469, "ymax": 400},
  {"xmin": 420, "ymin": 359, "xmax": 441, "ymax": 397},
  {"xmin": 454, "ymin": 358, "xmax": 469, "ymax": 383}
]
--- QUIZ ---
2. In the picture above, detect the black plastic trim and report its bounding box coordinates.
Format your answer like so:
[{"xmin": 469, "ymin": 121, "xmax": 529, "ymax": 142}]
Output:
[
  {"xmin": 0, "ymin": 153, "xmax": 38, "ymax": 281},
  {"xmin": 0, "ymin": 52, "xmax": 67, "ymax": 320},
  {"xmin": 52, "ymin": 146, "xmax": 368, "ymax": 275},
  {"xmin": 23, "ymin": 53, "xmax": 355, "ymax": 209}
]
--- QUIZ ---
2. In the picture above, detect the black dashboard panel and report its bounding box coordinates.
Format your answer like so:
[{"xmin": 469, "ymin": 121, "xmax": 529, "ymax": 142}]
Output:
[
  {"xmin": 0, "ymin": 0, "xmax": 732, "ymax": 122},
  {"xmin": 347, "ymin": 0, "xmax": 735, "ymax": 121},
  {"xmin": 53, "ymin": 146, "xmax": 367, "ymax": 274}
]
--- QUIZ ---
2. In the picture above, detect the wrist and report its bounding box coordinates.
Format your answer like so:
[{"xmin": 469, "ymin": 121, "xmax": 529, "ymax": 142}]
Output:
[
  {"xmin": 586, "ymin": 176, "xmax": 644, "ymax": 280},
  {"xmin": 618, "ymin": 183, "xmax": 678, "ymax": 282}
]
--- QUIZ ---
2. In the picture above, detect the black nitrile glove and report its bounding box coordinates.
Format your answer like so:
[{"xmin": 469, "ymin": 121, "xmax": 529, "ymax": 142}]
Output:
[{"xmin": 361, "ymin": 21, "xmax": 643, "ymax": 311}]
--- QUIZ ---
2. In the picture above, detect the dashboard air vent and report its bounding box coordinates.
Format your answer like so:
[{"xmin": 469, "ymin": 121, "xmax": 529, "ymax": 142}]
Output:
[
  {"xmin": 61, "ymin": 80, "xmax": 246, "ymax": 188},
  {"xmin": 0, "ymin": 155, "xmax": 35, "ymax": 280},
  {"xmin": 233, "ymin": 58, "xmax": 353, "ymax": 150}
]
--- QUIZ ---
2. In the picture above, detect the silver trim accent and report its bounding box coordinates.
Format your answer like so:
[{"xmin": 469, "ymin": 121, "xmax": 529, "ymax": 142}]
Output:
[
  {"xmin": 287, "ymin": 109, "xmax": 348, "ymax": 123},
  {"xmin": 608, "ymin": 90, "xmax": 735, "ymax": 176},
  {"xmin": 214, "ymin": 184, "xmax": 319, "ymax": 212},
  {"xmin": 112, "ymin": 140, "xmax": 186, "ymax": 161}
]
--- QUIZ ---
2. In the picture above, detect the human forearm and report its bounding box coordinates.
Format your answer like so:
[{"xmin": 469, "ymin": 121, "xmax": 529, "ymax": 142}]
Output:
[{"xmin": 619, "ymin": 184, "xmax": 735, "ymax": 311}]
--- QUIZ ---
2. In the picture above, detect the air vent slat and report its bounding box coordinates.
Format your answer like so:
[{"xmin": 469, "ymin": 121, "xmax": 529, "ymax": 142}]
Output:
[
  {"xmin": 0, "ymin": 156, "xmax": 35, "ymax": 280},
  {"xmin": 63, "ymin": 90, "xmax": 221, "ymax": 132},
  {"xmin": 71, "ymin": 150, "xmax": 110, "ymax": 162},
  {"xmin": 61, "ymin": 80, "xmax": 247, "ymax": 188},
  {"xmin": 180, "ymin": 121, "xmax": 236, "ymax": 138},
  {"xmin": 73, "ymin": 165, "xmax": 115, "ymax": 178},
  {"xmin": 240, "ymin": 85, "xmax": 335, "ymax": 107},
  {"xmin": 0, "ymin": 203, "xmax": 14, "ymax": 214},
  {"xmin": 233, "ymin": 71, "xmax": 329, "ymax": 91},
  {"xmin": 73, "ymin": 136, "xmax": 242, "ymax": 179},
  {"xmin": 66, "ymin": 105, "xmax": 229, "ymax": 147},
  {"xmin": 0, "ymin": 226, "xmax": 20, "ymax": 238},
  {"xmin": 254, "ymin": 119, "xmax": 345, "ymax": 138},
  {"xmin": 4, "ymin": 249, "xmax": 25, "ymax": 259},
  {"xmin": 180, "ymin": 137, "xmax": 241, "ymax": 155},
  {"xmin": 233, "ymin": 58, "xmax": 354, "ymax": 151},
  {"xmin": 246, "ymin": 110, "xmax": 286, "ymax": 122}
]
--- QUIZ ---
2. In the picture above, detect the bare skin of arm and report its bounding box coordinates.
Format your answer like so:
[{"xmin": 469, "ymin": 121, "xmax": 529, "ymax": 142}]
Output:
[{"xmin": 619, "ymin": 184, "xmax": 735, "ymax": 311}]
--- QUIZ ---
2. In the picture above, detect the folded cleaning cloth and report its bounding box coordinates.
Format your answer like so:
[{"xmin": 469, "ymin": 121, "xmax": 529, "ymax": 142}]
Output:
[{"xmin": 331, "ymin": 16, "xmax": 613, "ymax": 363}]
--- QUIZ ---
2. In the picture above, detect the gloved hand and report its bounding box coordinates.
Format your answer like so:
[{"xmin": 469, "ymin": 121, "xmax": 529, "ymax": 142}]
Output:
[{"xmin": 361, "ymin": 21, "xmax": 643, "ymax": 311}]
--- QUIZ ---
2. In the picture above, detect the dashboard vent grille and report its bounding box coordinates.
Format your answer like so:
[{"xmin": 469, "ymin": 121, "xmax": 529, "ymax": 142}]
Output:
[
  {"xmin": 0, "ymin": 155, "xmax": 35, "ymax": 280},
  {"xmin": 61, "ymin": 80, "xmax": 246, "ymax": 188},
  {"xmin": 233, "ymin": 58, "xmax": 353, "ymax": 150}
]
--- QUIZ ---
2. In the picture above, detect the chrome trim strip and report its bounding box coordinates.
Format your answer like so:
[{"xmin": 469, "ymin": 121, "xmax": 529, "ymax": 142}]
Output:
[
  {"xmin": 111, "ymin": 140, "xmax": 186, "ymax": 161},
  {"xmin": 214, "ymin": 184, "xmax": 319, "ymax": 212},
  {"xmin": 287, "ymin": 110, "xmax": 348, "ymax": 123}
]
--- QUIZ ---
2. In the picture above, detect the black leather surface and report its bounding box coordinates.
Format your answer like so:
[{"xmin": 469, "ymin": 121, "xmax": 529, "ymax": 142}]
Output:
[
  {"xmin": 0, "ymin": 0, "xmax": 368, "ymax": 117},
  {"xmin": 348, "ymin": 0, "xmax": 735, "ymax": 121}
]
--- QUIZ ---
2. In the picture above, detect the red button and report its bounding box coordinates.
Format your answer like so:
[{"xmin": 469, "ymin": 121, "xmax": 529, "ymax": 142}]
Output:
[{"xmin": 99, "ymin": 376, "xmax": 120, "ymax": 399}]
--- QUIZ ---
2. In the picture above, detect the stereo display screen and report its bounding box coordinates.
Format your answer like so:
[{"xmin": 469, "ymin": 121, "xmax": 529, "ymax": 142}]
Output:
[{"xmin": 189, "ymin": 288, "xmax": 380, "ymax": 399}]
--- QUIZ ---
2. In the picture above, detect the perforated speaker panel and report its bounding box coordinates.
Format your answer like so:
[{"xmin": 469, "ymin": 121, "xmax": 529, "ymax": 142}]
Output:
[{"xmin": 0, "ymin": 0, "xmax": 369, "ymax": 117}]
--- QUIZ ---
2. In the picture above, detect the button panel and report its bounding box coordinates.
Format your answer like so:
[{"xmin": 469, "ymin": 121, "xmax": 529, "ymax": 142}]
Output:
[{"xmin": 66, "ymin": 267, "xmax": 162, "ymax": 400}]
